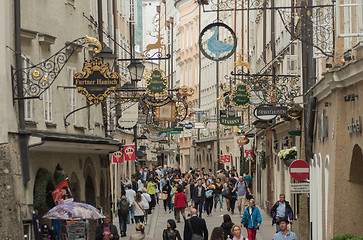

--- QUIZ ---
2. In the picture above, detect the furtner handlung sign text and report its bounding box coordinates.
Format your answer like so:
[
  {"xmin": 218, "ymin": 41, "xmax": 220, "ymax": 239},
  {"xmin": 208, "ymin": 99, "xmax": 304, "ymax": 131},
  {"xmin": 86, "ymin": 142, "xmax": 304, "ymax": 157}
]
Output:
[{"xmin": 74, "ymin": 57, "xmax": 120, "ymax": 105}]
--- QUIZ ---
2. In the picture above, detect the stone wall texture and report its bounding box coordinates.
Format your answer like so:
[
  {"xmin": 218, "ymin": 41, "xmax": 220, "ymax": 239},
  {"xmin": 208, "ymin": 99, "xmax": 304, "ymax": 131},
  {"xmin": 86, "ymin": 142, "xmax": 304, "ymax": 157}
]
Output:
[{"xmin": 0, "ymin": 134, "xmax": 24, "ymax": 239}]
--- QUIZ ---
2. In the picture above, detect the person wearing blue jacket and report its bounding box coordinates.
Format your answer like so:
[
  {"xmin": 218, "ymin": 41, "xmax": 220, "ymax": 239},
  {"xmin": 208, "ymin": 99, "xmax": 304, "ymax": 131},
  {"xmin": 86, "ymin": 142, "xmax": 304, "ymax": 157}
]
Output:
[{"xmin": 241, "ymin": 199, "xmax": 262, "ymax": 240}]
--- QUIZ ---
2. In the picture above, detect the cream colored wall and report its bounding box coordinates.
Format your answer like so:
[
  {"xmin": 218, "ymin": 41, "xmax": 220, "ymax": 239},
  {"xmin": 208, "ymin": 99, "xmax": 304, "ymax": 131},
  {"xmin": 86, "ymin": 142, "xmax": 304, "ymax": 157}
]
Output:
[
  {"xmin": 20, "ymin": 0, "xmax": 106, "ymax": 137},
  {"xmin": 313, "ymin": 58, "xmax": 363, "ymax": 239},
  {"xmin": 0, "ymin": 0, "xmax": 18, "ymax": 143}
]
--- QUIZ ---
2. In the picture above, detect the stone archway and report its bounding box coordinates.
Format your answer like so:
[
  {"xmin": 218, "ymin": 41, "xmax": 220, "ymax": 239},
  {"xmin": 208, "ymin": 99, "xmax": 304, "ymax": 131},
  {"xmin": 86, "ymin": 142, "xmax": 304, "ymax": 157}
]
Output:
[
  {"xmin": 85, "ymin": 175, "xmax": 96, "ymax": 206},
  {"xmin": 69, "ymin": 172, "xmax": 81, "ymax": 202},
  {"xmin": 341, "ymin": 144, "xmax": 363, "ymax": 236},
  {"xmin": 33, "ymin": 168, "xmax": 55, "ymax": 218},
  {"xmin": 99, "ymin": 172, "xmax": 107, "ymax": 213}
]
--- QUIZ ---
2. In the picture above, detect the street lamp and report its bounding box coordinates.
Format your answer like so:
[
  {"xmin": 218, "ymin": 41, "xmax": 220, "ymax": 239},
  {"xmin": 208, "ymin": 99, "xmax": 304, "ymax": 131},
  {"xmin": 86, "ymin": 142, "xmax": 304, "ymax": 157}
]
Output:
[
  {"xmin": 95, "ymin": 45, "xmax": 117, "ymax": 67},
  {"xmin": 127, "ymin": 60, "xmax": 145, "ymax": 86}
]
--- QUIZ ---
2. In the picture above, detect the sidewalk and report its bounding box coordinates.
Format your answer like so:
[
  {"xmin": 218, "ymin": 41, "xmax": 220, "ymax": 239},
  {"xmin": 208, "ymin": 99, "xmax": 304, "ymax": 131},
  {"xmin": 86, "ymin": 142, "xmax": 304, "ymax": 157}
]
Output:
[{"xmin": 113, "ymin": 202, "xmax": 276, "ymax": 239}]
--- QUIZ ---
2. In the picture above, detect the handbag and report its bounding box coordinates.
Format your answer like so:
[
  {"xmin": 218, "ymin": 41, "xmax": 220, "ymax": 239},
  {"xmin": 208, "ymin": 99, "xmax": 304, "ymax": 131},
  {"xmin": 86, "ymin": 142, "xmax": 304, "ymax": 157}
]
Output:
[
  {"xmin": 205, "ymin": 189, "xmax": 213, "ymax": 198},
  {"xmin": 158, "ymin": 192, "xmax": 168, "ymax": 200},
  {"xmin": 243, "ymin": 219, "xmax": 249, "ymax": 229},
  {"xmin": 244, "ymin": 181, "xmax": 253, "ymax": 200},
  {"xmin": 221, "ymin": 187, "xmax": 230, "ymax": 198},
  {"xmin": 187, "ymin": 219, "xmax": 204, "ymax": 240},
  {"xmin": 136, "ymin": 201, "xmax": 146, "ymax": 215}
]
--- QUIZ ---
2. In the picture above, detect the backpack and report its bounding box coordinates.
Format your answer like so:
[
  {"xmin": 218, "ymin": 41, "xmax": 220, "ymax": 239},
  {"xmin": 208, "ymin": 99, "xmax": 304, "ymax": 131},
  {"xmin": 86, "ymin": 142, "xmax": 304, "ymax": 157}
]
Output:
[
  {"xmin": 118, "ymin": 198, "xmax": 129, "ymax": 216},
  {"xmin": 187, "ymin": 219, "xmax": 204, "ymax": 240}
]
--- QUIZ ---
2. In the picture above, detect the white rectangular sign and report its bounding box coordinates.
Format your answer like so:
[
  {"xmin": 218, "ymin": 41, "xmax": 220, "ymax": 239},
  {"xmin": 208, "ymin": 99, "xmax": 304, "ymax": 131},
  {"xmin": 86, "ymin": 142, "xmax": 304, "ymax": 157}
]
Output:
[
  {"xmin": 290, "ymin": 183, "xmax": 310, "ymax": 194},
  {"xmin": 194, "ymin": 123, "xmax": 205, "ymax": 129}
]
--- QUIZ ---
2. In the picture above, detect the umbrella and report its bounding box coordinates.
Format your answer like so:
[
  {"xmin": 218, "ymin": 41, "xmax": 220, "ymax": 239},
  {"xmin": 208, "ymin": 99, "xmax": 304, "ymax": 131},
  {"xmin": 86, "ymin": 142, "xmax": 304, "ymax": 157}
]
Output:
[{"xmin": 43, "ymin": 202, "xmax": 105, "ymax": 220}]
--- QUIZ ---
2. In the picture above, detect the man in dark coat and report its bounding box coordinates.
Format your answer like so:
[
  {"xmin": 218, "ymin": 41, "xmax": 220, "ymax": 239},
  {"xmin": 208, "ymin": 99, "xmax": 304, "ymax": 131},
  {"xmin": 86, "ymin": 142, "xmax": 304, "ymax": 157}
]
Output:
[
  {"xmin": 193, "ymin": 179, "xmax": 206, "ymax": 217},
  {"xmin": 184, "ymin": 208, "xmax": 208, "ymax": 240},
  {"xmin": 271, "ymin": 194, "xmax": 294, "ymax": 232},
  {"xmin": 95, "ymin": 215, "xmax": 119, "ymax": 240}
]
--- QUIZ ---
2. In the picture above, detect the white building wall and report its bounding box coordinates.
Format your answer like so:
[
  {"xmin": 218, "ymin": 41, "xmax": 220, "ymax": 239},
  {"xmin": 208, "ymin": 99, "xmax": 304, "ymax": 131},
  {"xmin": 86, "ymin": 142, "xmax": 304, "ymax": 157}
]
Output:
[{"xmin": 0, "ymin": 0, "xmax": 18, "ymax": 144}]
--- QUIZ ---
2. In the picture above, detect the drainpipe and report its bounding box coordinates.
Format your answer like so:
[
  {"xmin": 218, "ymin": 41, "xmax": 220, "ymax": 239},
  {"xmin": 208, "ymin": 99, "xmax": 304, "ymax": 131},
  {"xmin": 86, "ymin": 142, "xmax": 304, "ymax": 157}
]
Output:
[
  {"xmin": 107, "ymin": 0, "xmax": 112, "ymax": 47},
  {"xmin": 15, "ymin": 0, "xmax": 30, "ymax": 184}
]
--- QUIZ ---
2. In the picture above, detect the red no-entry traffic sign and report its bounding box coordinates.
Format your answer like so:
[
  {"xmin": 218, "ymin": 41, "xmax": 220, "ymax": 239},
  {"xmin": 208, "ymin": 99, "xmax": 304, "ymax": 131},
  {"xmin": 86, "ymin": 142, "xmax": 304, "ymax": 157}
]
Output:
[{"xmin": 289, "ymin": 160, "xmax": 310, "ymax": 181}]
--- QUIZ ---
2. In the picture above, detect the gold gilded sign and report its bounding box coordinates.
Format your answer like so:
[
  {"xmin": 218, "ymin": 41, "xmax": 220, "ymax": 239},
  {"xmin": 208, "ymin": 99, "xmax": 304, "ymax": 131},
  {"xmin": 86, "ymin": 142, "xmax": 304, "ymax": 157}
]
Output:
[
  {"xmin": 145, "ymin": 68, "xmax": 168, "ymax": 97},
  {"xmin": 155, "ymin": 102, "xmax": 176, "ymax": 121},
  {"xmin": 73, "ymin": 57, "xmax": 120, "ymax": 105}
]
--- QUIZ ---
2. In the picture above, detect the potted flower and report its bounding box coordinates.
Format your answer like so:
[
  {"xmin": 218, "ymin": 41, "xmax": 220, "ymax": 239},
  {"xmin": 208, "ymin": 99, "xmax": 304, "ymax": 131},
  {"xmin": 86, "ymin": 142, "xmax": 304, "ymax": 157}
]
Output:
[{"xmin": 278, "ymin": 146, "xmax": 297, "ymax": 166}]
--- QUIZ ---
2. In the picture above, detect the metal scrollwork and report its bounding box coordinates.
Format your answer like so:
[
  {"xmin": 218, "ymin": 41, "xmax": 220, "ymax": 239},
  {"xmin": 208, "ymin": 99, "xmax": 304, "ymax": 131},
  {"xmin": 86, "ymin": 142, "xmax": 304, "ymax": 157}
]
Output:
[
  {"xmin": 203, "ymin": 0, "xmax": 264, "ymax": 12},
  {"xmin": 277, "ymin": 4, "xmax": 335, "ymax": 57},
  {"xmin": 12, "ymin": 36, "xmax": 102, "ymax": 100},
  {"xmin": 231, "ymin": 70, "xmax": 301, "ymax": 105}
]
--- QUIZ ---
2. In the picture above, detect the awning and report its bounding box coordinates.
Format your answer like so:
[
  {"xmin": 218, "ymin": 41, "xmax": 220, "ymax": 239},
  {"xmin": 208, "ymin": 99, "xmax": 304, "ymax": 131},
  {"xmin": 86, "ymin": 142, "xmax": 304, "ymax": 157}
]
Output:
[
  {"xmin": 194, "ymin": 136, "xmax": 217, "ymax": 144},
  {"xmin": 28, "ymin": 130, "xmax": 120, "ymax": 154},
  {"xmin": 245, "ymin": 128, "xmax": 256, "ymax": 137}
]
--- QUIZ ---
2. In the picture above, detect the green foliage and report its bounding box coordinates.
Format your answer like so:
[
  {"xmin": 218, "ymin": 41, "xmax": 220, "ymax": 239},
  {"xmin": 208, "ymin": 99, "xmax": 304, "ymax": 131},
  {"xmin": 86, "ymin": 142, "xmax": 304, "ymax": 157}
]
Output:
[
  {"xmin": 331, "ymin": 234, "xmax": 363, "ymax": 240},
  {"xmin": 278, "ymin": 146, "xmax": 297, "ymax": 160},
  {"xmin": 54, "ymin": 169, "xmax": 67, "ymax": 186},
  {"xmin": 33, "ymin": 168, "xmax": 55, "ymax": 211}
]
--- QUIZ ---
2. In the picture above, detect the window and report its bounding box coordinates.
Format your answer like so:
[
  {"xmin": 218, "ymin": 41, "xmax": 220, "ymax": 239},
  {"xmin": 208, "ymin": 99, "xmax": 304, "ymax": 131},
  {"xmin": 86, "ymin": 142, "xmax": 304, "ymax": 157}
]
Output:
[
  {"xmin": 68, "ymin": 68, "xmax": 77, "ymax": 124},
  {"xmin": 189, "ymin": 64, "xmax": 192, "ymax": 86},
  {"xmin": 186, "ymin": 26, "xmax": 189, "ymax": 48},
  {"xmin": 43, "ymin": 85, "xmax": 52, "ymax": 122},
  {"xmin": 23, "ymin": 56, "xmax": 33, "ymax": 120},
  {"xmin": 337, "ymin": 0, "xmax": 363, "ymax": 39},
  {"xmin": 89, "ymin": 0, "xmax": 96, "ymax": 18}
]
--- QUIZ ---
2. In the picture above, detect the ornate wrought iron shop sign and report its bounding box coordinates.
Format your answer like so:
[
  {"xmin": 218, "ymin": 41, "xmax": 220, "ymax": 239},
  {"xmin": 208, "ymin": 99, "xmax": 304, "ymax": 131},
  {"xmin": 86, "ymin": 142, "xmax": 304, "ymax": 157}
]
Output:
[
  {"xmin": 73, "ymin": 57, "xmax": 120, "ymax": 105},
  {"xmin": 145, "ymin": 68, "xmax": 168, "ymax": 97}
]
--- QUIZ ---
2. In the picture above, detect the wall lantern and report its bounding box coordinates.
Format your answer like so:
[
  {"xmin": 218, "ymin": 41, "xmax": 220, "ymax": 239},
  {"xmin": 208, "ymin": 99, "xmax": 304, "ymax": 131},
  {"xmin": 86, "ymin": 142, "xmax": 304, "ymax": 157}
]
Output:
[
  {"xmin": 96, "ymin": 45, "xmax": 116, "ymax": 67},
  {"xmin": 127, "ymin": 60, "xmax": 145, "ymax": 84}
]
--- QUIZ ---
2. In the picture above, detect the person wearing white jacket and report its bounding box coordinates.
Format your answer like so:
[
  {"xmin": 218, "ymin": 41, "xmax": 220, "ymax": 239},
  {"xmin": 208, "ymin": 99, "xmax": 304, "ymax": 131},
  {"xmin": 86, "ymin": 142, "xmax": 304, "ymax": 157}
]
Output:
[{"xmin": 141, "ymin": 188, "xmax": 151, "ymax": 224}]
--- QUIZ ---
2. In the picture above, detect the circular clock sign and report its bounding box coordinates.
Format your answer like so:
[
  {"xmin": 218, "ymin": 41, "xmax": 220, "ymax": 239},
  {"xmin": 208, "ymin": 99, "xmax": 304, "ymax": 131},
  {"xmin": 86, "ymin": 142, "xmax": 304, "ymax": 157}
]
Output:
[{"xmin": 199, "ymin": 22, "xmax": 237, "ymax": 61}]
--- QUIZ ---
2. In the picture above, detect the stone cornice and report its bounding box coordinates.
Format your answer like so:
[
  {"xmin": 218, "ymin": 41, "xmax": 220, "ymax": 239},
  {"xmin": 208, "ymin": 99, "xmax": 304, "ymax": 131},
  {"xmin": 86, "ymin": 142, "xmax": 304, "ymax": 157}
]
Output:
[{"xmin": 312, "ymin": 58, "xmax": 363, "ymax": 101}]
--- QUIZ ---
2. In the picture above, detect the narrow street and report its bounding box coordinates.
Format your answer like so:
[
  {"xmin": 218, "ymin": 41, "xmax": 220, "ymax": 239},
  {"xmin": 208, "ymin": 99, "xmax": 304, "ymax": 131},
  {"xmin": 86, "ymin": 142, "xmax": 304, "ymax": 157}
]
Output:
[{"xmin": 114, "ymin": 201, "xmax": 276, "ymax": 239}]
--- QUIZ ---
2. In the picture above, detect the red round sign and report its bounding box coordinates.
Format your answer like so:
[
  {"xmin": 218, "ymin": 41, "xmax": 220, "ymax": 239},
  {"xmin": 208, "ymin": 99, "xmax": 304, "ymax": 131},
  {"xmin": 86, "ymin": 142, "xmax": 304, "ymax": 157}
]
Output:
[{"xmin": 289, "ymin": 160, "xmax": 310, "ymax": 181}]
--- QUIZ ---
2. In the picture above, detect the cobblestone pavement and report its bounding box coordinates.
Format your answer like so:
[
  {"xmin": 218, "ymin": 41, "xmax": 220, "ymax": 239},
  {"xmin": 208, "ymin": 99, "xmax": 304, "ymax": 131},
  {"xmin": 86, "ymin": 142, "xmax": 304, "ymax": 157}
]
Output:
[{"xmin": 114, "ymin": 199, "xmax": 277, "ymax": 239}]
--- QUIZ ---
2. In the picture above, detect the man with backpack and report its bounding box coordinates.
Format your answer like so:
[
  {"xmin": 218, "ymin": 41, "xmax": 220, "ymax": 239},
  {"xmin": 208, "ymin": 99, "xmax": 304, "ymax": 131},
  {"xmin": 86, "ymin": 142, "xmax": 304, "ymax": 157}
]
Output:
[
  {"xmin": 117, "ymin": 193, "xmax": 130, "ymax": 237},
  {"xmin": 232, "ymin": 176, "xmax": 252, "ymax": 218}
]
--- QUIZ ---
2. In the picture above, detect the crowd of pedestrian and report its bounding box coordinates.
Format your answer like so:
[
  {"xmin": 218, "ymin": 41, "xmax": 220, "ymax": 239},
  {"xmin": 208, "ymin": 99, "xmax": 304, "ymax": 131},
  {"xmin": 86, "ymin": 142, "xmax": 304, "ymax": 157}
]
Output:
[{"xmin": 103, "ymin": 165, "xmax": 298, "ymax": 240}]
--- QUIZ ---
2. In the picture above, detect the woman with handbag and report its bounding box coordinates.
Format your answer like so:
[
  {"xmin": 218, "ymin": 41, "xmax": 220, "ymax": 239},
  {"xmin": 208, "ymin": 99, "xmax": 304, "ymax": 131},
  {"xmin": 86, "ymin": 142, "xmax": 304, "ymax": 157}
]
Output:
[
  {"xmin": 133, "ymin": 193, "xmax": 145, "ymax": 223},
  {"xmin": 162, "ymin": 219, "xmax": 182, "ymax": 240},
  {"xmin": 147, "ymin": 177, "xmax": 156, "ymax": 210},
  {"xmin": 241, "ymin": 199, "xmax": 261, "ymax": 240},
  {"xmin": 162, "ymin": 180, "xmax": 172, "ymax": 213},
  {"xmin": 214, "ymin": 178, "xmax": 224, "ymax": 212},
  {"xmin": 205, "ymin": 180, "xmax": 214, "ymax": 216}
]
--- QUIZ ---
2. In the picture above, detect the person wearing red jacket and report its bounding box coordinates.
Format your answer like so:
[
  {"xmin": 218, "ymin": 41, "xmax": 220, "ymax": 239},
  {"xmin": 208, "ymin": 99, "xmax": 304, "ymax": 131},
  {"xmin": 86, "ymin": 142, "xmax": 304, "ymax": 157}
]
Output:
[{"xmin": 174, "ymin": 185, "xmax": 186, "ymax": 223}]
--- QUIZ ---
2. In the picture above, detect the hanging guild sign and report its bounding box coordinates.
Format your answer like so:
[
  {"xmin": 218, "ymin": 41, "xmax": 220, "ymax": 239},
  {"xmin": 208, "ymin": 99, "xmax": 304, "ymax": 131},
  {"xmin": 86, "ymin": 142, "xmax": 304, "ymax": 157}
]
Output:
[
  {"xmin": 73, "ymin": 57, "xmax": 120, "ymax": 105},
  {"xmin": 123, "ymin": 145, "xmax": 136, "ymax": 161},
  {"xmin": 220, "ymin": 110, "xmax": 241, "ymax": 126},
  {"xmin": 112, "ymin": 151, "xmax": 123, "ymax": 163},
  {"xmin": 155, "ymin": 102, "xmax": 176, "ymax": 121},
  {"xmin": 220, "ymin": 116, "xmax": 242, "ymax": 126},
  {"xmin": 199, "ymin": 22, "xmax": 237, "ymax": 61},
  {"xmin": 220, "ymin": 155, "xmax": 231, "ymax": 163},
  {"xmin": 245, "ymin": 150, "xmax": 254, "ymax": 161},
  {"xmin": 231, "ymin": 83, "xmax": 251, "ymax": 109},
  {"xmin": 145, "ymin": 68, "xmax": 168, "ymax": 97}
]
